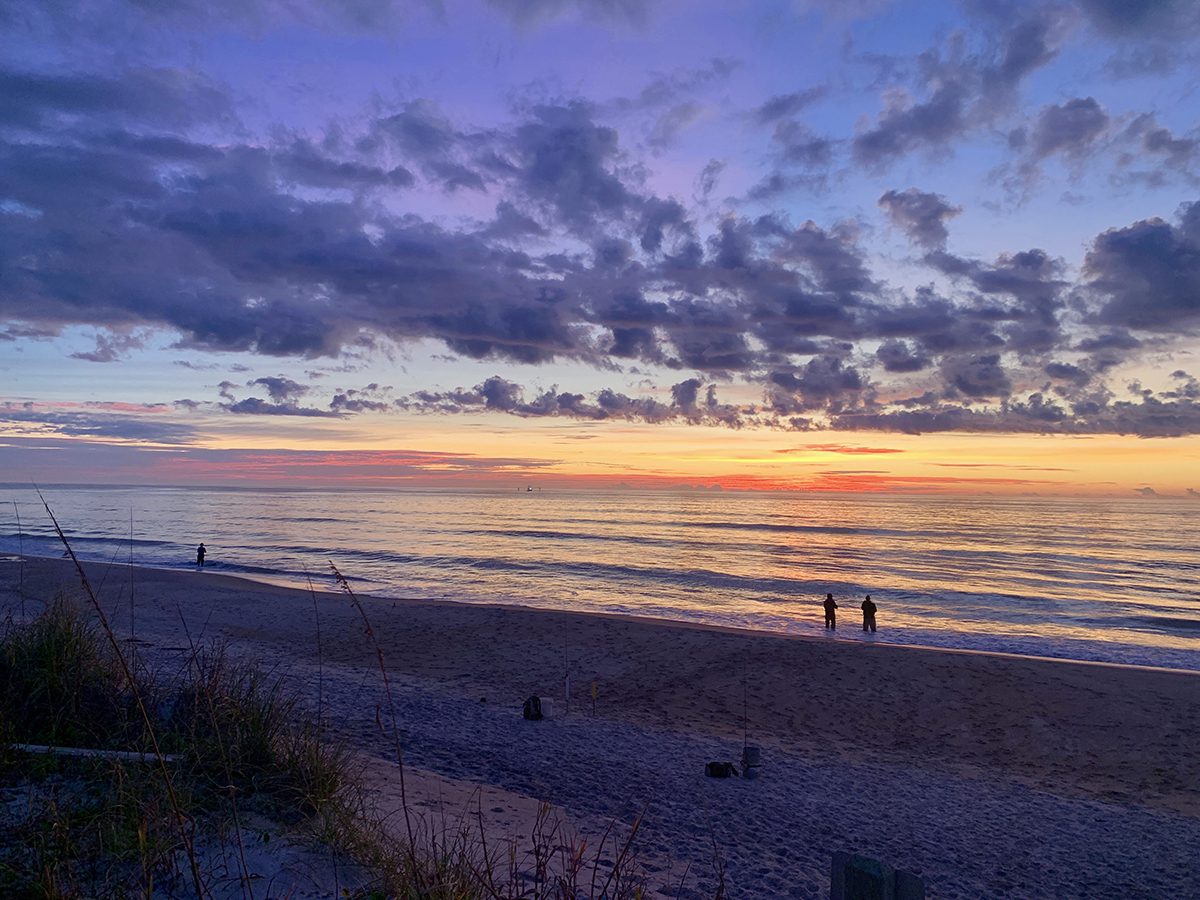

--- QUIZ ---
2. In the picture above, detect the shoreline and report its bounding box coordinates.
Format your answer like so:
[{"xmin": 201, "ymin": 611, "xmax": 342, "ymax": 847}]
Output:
[
  {"xmin": 8, "ymin": 551, "xmax": 1199, "ymax": 676},
  {"xmin": 4, "ymin": 553, "xmax": 1199, "ymax": 806},
  {"xmin": 4, "ymin": 553, "xmax": 1200, "ymax": 895}
]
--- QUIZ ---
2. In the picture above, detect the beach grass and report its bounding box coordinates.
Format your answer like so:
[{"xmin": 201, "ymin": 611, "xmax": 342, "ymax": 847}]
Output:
[
  {"xmin": 0, "ymin": 538, "xmax": 663, "ymax": 898},
  {"xmin": 0, "ymin": 599, "xmax": 659, "ymax": 899},
  {"xmin": 0, "ymin": 598, "xmax": 363, "ymax": 896}
]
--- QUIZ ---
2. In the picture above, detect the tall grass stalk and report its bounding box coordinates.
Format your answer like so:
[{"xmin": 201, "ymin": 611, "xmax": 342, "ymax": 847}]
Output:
[
  {"xmin": 329, "ymin": 561, "xmax": 423, "ymax": 890},
  {"xmin": 36, "ymin": 488, "xmax": 206, "ymax": 898},
  {"xmin": 177, "ymin": 614, "xmax": 255, "ymax": 899}
]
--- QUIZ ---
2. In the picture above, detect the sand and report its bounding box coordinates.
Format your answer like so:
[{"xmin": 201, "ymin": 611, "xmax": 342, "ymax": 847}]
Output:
[{"xmin": 2, "ymin": 555, "xmax": 1198, "ymax": 898}]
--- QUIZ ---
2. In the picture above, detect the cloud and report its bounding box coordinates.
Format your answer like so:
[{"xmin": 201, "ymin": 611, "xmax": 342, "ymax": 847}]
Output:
[
  {"xmin": 0, "ymin": 66, "xmax": 232, "ymax": 130},
  {"xmin": 878, "ymin": 188, "xmax": 962, "ymax": 249},
  {"xmin": 853, "ymin": 82, "xmax": 969, "ymax": 168},
  {"xmin": 0, "ymin": 402, "xmax": 197, "ymax": 443},
  {"xmin": 1077, "ymin": 0, "xmax": 1199, "ymax": 37},
  {"xmin": 511, "ymin": 102, "xmax": 636, "ymax": 229},
  {"xmin": 852, "ymin": 10, "xmax": 1063, "ymax": 168},
  {"xmin": 399, "ymin": 375, "xmax": 749, "ymax": 427},
  {"xmin": 755, "ymin": 87, "xmax": 827, "ymax": 124},
  {"xmin": 1085, "ymin": 200, "xmax": 1200, "ymax": 331},
  {"xmin": 940, "ymin": 353, "xmax": 1012, "ymax": 399},
  {"xmin": 223, "ymin": 397, "xmax": 341, "ymax": 416},
  {"xmin": 1028, "ymin": 97, "xmax": 1109, "ymax": 160},
  {"xmin": 69, "ymin": 329, "xmax": 150, "ymax": 362},
  {"xmin": 249, "ymin": 376, "xmax": 308, "ymax": 403},
  {"xmin": 1134, "ymin": 485, "xmax": 1158, "ymax": 497},
  {"xmin": 767, "ymin": 356, "xmax": 867, "ymax": 414},
  {"xmin": 875, "ymin": 338, "xmax": 931, "ymax": 373},
  {"xmin": 1044, "ymin": 361, "xmax": 1091, "ymax": 385},
  {"xmin": 1119, "ymin": 115, "xmax": 1199, "ymax": 179},
  {"xmin": 5, "ymin": 18, "xmax": 1200, "ymax": 447},
  {"xmin": 829, "ymin": 382, "xmax": 1200, "ymax": 436}
]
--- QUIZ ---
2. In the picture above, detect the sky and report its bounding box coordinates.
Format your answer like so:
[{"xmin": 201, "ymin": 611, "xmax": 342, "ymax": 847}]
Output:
[{"xmin": 2, "ymin": 0, "xmax": 1200, "ymax": 495}]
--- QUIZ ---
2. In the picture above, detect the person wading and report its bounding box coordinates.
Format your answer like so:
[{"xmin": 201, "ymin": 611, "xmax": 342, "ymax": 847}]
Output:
[
  {"xmin": 861, "ymin": 594, "xmax": 877, "ymax": 632},
  {"xmin": 823, "ymin": 593, "xmax": 839, "ymax": 630}
]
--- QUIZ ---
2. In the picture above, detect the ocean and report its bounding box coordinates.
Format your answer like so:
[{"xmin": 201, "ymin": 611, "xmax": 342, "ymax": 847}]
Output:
[{"xmin": 2, "ymin": 485, "xmax": 1198, "ymax": 670}]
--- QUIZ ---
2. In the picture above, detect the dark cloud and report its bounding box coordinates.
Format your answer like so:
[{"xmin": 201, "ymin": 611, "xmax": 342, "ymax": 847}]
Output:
[
  {"xmin": 853, "ymin": 11, "xmax": 1063, "ymax": 168},
  {"xmin": 249, "ymin": 376, "xmax": 308, "ymax": 403},
  {"xmin": 223, "ymin": 397, "xmax": 340, "ymax": 417},
  {"xmin": 1029, "ymin": 97, "xmax": 1108, "ymax": 160},
  {"xmin": 484, "ymin": 200, "xmax": 548, "ymax": 239},
  {"xmin": 878, "ymin": 188, "xmax": 961, "ymax": 250},
  {"xmin": 329, "ymin": 385, "xmax": 393, "ymax": 413},
  {"xmin": 1085, "ymin": 200, "xmax": 1200, "ymax": 331},
  {"xmin": 770, "ymin": 121, "xmax": 836, "ymax": 169},
  {"xmin": 875, "ymin": 338, "xmax": 931, "ymax": 373},
  {"xmin": 1122, "ymin": 115, "xmax": 1199, "ymax": 175},
  {"xmin": 1077, "ymin": 0, "xmax": 1199, "ymax": 37},
  {"xmin": 767, "ymin": 356, "xmax": 866, "ymax": 414},
  {"xmin": 277, "ymin": 141, "xmax": 414, "ymax": 190},
  {"xmin": 511, "ymin": 102, "xmax": 635, "ymax": 228},
  {"xmin": 1044, "ymin": 361, "xmax": 1091, "ymax": 385},
  {"xmin": 854, "ymin": 82, "xmax": 968, "ymax": 168},
  {"xmin": 372, "ymin": 101, "xmax": 485, "ymax": 192},
  {"xmin": 0, "ymin": 66, "xmax": 232, "ymax": 130},
  {"xmin": 398, "ymin": 374, "xmax": 746, "ymax": 427},
  {"xmin": 940, "ymin": 353, "xmax": 1012, "ymax": 399},
  {"xmin": 4, "ymin": 19, "xmax": 1200, "ymax": 446},
  {"xmin": 926, "ymin": 248, "xmax": 1067, "ymax": 353}
]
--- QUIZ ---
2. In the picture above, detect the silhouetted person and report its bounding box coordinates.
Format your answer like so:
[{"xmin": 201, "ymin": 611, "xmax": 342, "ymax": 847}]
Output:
[
  {"xmin": 196, "ymin": 543, "xmax": 206, "ymax": 567},
  {"xmin": 823, "ymin": 593, "xmax": 839, "ymax": 630},
  {"xmin": 861, "ymin": 594, "xmax": 877, "ymax": 632}
]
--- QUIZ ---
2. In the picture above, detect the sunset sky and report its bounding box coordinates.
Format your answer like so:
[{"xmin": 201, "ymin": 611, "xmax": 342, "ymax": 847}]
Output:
[{"xmin": 2, "ymin": 0, "xmax": 1200, "ymax": 495}]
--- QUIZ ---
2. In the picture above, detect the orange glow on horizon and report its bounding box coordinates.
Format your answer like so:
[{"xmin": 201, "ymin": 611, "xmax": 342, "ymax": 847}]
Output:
[{"xmin": 3, "ymin": 407, "xmax": 1199, "ymax": 497}]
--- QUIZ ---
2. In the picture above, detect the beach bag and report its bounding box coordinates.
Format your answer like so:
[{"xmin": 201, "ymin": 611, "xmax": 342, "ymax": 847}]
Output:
[
  {"xmin": 705, "ymin": 761, "xmax": 738, "ymax": 778},
  {"xmin": 522, "ymin": 695, "xmax": 543, "ymax": 721}
]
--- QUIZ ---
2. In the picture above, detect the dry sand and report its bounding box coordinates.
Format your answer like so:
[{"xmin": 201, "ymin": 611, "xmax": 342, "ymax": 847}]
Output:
[{"xmin": 2, "ymin": 555, "xmax": 1198, "ymax": 898}]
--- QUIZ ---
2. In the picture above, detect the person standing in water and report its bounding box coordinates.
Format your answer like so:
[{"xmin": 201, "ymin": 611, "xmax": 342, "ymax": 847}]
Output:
[
  {"xmin": 196, "ymin": 543, "xmax": 206, "ymax": 567},
  {"xmin": 823, "ymin": 593, "xmax": 839, "ymax": 630},
  {"xmin": 861, "ymin": 594, "xmax": 877, "ymax": 632}
]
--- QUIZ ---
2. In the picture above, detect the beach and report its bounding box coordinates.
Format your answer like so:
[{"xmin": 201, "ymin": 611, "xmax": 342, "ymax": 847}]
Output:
[{"xmin": 2, "ymin": 554, "xmax": 1198, "ymax": 898}]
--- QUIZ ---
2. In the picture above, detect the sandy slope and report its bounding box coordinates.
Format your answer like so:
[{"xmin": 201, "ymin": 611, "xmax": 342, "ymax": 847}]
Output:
[{"xmin": 3, "ymin": 556, "xmax": 1198, "ymax": 898}]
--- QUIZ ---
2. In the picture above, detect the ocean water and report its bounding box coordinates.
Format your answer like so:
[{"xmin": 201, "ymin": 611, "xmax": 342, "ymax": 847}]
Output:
[{"xmin": 2, "ymin": 485, "xmax": 1198, "ymax": 670}]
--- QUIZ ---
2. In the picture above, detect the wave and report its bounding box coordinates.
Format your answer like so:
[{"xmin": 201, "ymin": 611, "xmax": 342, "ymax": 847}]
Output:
[
  {"xmin": 1131, "ymin": 616, "xmax": 1200, "ymax": 634},
  {"xmin": 0, "ymin": 532, "xmax": 176, "ymax": 548}
]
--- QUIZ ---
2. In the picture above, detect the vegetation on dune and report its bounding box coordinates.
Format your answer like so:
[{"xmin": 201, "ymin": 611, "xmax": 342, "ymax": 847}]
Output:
[
  {"xmin": 0, "ymin": 548, "xmax": 669, "ymax": 898},
  {"xmin": 0, "ymin": 597, "xmax": 361, "ymax": 897}
]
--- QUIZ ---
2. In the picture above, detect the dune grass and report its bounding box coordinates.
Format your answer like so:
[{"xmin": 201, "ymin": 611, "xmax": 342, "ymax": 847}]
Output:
[
  {"xmin": 0, "ymin": 509, "xmax": 698, "ymax": 898},
  {"xmin": 0, "ymin": 597, "xmax": 360, "ymax": 897}
]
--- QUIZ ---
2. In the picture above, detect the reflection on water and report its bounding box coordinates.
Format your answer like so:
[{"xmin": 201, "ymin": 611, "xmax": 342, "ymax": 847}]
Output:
[{"xmin": 1, "ymin": 486, "xmax": 1198, "ymax": 669}]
